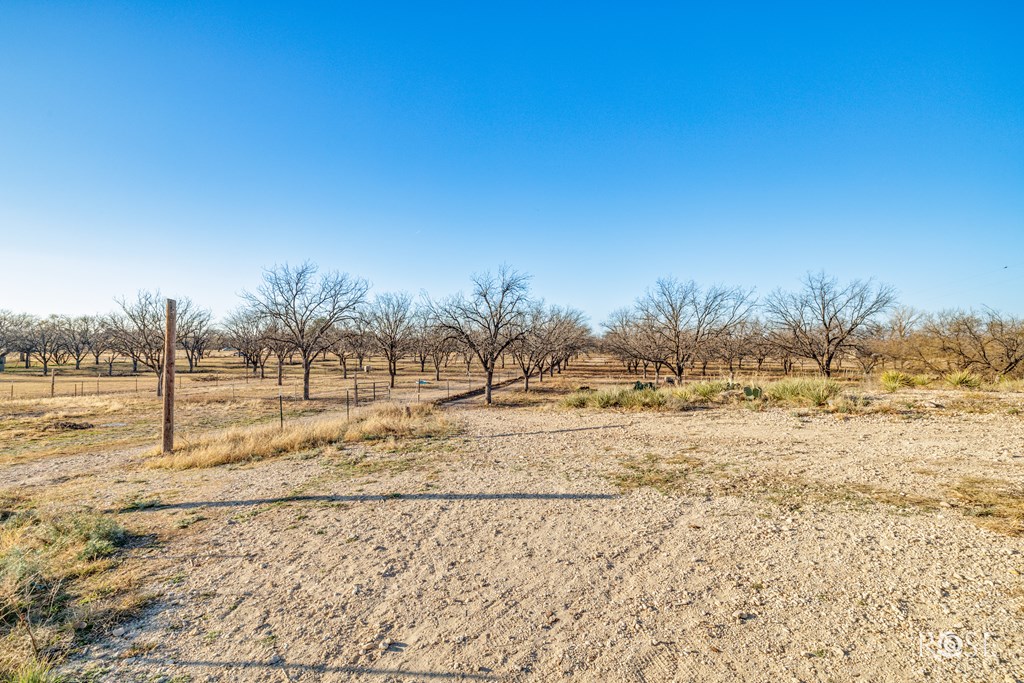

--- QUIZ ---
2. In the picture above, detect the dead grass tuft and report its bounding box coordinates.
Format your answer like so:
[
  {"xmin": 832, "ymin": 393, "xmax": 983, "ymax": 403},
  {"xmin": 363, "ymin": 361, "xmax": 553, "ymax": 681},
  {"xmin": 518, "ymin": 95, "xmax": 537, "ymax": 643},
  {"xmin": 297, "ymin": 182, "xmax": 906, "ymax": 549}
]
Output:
[
  {"xmin": 610, "ymin": 452, "xmax": 704, "ymax": 493},
  {"xmin": 147, "ymin": 403, "xmax": 454, "ymax": 470},
  {"xmin": 949, "ymin": 477, "xmax": 1024, "ymax": 535}
]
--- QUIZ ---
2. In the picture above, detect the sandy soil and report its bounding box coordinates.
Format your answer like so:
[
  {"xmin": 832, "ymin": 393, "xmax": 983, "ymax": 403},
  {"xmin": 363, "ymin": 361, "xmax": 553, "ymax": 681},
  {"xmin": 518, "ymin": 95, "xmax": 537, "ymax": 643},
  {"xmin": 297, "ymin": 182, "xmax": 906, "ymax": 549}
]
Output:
[{"xmin": 31, "ymin": 398, "xmax": 1024, "ymax": 682}]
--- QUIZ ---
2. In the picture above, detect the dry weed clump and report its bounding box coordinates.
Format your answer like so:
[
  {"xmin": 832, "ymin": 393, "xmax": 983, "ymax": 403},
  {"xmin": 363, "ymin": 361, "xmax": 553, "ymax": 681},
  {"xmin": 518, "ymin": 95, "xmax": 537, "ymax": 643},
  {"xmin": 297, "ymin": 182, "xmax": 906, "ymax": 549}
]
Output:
[
  {"xmin": 0, "ymin": 497, "xmax": 129, "ymax": 676},
  {"xmin": 147, "ymin": 403, "xmax": 453, "ymax": 470},
  {"xmin": 949, "ymin": 477, "xmax": 1024, "ymax": 536}
]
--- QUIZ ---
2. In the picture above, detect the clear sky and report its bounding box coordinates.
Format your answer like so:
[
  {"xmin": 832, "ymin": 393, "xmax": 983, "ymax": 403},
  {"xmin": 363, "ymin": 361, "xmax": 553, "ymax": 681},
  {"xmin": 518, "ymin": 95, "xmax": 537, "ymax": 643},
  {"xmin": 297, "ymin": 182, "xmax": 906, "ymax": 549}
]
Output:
[{"xmin": 1, "ymin": 2, "xmax": 1022, "ymax": 324}]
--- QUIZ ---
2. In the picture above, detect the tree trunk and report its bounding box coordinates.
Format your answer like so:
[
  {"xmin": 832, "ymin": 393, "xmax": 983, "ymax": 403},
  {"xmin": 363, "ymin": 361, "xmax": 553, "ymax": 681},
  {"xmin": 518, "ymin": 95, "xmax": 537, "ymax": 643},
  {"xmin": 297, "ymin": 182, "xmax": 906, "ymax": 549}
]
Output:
[
  {"xmin": 75, "ymin": 357, "xmax": 82, "ymax": 370},
  {"xmin": 302, "ymin": 358, "xmax": 312, "ymax": 400},
  {"xmin": 524, "ymin": 372, "xmax": 530, "ymax": 392},
  {"xmin": 484, "ymin": 368, "xmax": 494, "ymax": 404},
  {"xmin": 156, "ymin": 370, "xmax": 163, "ymax": 397},
  {"xmin": 277, "ymin": 357, "xmax": 284, "ymax": 386}
]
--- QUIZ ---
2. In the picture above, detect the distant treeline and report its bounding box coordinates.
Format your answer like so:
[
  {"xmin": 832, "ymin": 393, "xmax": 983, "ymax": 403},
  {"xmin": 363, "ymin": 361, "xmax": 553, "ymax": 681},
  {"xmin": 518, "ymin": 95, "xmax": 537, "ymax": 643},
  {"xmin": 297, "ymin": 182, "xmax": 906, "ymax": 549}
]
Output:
[{"xmin": 1, "ymin": 266, "xmax": 1021, "ymax": 400}]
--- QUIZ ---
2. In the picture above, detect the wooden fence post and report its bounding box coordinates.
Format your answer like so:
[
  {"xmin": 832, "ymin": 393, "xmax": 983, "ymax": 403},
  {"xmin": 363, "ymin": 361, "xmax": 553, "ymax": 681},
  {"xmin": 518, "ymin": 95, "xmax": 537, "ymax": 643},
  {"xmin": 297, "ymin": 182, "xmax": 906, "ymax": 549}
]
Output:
[{"xmin": 162, "ymin": 299, "xmax": 176, "ymax": 454}]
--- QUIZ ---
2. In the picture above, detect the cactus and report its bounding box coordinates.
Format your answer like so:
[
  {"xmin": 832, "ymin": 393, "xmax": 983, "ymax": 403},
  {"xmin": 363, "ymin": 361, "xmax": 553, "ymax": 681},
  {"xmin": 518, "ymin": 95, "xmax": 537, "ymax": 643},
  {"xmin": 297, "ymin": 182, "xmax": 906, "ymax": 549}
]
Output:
[{"xmin": 743, "ymin": 385, "xmax": 762, "ymax": 400}]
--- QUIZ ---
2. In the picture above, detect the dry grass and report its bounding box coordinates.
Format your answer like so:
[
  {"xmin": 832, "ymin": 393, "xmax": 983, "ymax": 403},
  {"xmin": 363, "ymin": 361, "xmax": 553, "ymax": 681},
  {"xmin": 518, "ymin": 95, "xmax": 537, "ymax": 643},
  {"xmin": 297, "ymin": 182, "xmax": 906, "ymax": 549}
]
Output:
[
  {"xmin": 0, "ymin": 495, "xmax": 135, "ymax": 673},
  {"xmin": 147, "ymin": 403, "xmax": 454, "ymax": 470},
  {"xmin": 761, "ymin": 378, "xmax": 842, "ymax": 406},
  {"xmin": 563, "ymin": 378, "xmax": 847, "ymax": 411},
  {"xmin": 610, "ymin": 452, "xmax": 704, "ymax": 493},
  {"xmin": 949, "ymin": 477, "xmax": 1024, "ymax": 536}
]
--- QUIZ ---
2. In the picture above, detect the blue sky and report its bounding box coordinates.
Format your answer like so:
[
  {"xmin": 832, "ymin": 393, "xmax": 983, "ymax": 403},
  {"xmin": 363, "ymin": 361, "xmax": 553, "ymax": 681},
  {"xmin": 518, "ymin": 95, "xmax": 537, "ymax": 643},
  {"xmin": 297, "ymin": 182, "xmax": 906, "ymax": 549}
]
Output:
[{"xmin": 1, "ymin": 2, "xmax": 1022, "ymax": 323}]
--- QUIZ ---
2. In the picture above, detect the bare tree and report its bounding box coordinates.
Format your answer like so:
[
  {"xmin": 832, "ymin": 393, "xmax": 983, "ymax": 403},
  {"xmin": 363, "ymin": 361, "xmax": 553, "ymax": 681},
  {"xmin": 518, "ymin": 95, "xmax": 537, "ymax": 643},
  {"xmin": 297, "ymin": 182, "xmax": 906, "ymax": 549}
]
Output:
[
  {"xmin": 265, "ymin": 321, "xmax": 294, "ymax": 386},
  {"xmin": 412, "ymin": 306, "xmax": 455, "ymax": 381},
  {"xmin": 510, "ymin": 302, "xmax": 550, "ymax": 391},
  {"xmin": 602, "ymin": 308, "xmax": 665, "ymax": 378},
  {"xmin": 541, "ymin": 306, "xmax": 590, "ymax": 380},
  {"xmin": 879, "ymin": 305, "xmax": 924, "ymax": 370},
  {"xmin": 105, "ymin": 311, "xmax": 142, "ymax": 374},
  {"xmin": 922, "ymin": 308, "xmax": 1024, "ymax": 377},
  {"xmin": 764, "ymin": 272, "xmax": 896, "ymax": 377},
  {"xmin": 242, "ymin": 262, "xmax": 368, "ymax": 400},
  {"xmin": 430, "ymin": 266, "xmax": 531, "ymax": 404},
  {"xmin": 223, "ymin": 308, "xmax": 272, "ymax": 378},
  {"xmin": 93, "ymin": 323, "xmax": 120, "ymax": 376},
  {"xmin": 364, "ymin": 292, "xmax": 415, "ymax": 388},
  {"xmin": 636, "ymin": 278, "xmax": 755, "ymax": 383},
  {"xmin": 0, "ymin": 311, "xmax": 33, "ymax": 373},
  {"xmin": 176, "ymin": 300, "xmax": 214, "ymax": 373},
  {"xmin": 512, "ymin": 304, "xmax": 590, "ymax": 391},
  {"xmin": 89, "ymin": 316, "xmax": 114, "ymax": 367},
  {"xmin": 59, "ymin": 315, "xmax": 98, "ymax": 370},
  {"xmin": 31, "ymin": 316, "xmax": 63, "ymax": 376},
  {"xmin": 112, "ymin": 291, "xmax": 170, "ymax": 395}
]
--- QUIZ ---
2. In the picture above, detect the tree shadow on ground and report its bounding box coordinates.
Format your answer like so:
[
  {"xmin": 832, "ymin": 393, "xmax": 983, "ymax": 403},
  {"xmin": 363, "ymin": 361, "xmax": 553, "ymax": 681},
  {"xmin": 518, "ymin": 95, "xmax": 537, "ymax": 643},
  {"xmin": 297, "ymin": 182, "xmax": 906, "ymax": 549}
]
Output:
[
  {"xmin": 135, "ymin": 657, "xmax": 499, "ymax": 679},
  {"xmin": 115, "ymin": 491, "xmax": 617, "ymax": 512}
]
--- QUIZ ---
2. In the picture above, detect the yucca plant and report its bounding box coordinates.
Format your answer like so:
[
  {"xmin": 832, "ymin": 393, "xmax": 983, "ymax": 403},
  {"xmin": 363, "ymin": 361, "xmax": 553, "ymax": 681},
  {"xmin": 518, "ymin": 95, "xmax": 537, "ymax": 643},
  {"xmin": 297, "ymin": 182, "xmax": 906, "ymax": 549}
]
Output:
[
  {"xmin": 944, "ymin": 370, "xmax": 982, "ymax": 389},
  {"xmin": 764, "ymin": 378, "xmax": 842, "ymax": 406},
  {"xmin": 689, "ymin": 381, "xmax": 727, "ymax": 402},
  {"xmin": 880, "ymin": 370, "xmax": 914, "ymax": 392}
]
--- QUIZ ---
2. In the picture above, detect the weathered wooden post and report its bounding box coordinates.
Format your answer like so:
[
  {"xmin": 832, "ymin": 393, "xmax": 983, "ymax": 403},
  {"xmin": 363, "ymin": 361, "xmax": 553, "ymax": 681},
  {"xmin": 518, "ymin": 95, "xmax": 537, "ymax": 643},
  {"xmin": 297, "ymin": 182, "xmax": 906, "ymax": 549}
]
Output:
[
  {"xmin": 279, "ymin": 392, "xmax": 284, "ymax": 430},
  {"xmin": 162, "ymin": 299, "xmax": 176, "ymax": 454},
  {"xmin": 51, "ymin": 372, "xmax": 56, "ymax": 397}
]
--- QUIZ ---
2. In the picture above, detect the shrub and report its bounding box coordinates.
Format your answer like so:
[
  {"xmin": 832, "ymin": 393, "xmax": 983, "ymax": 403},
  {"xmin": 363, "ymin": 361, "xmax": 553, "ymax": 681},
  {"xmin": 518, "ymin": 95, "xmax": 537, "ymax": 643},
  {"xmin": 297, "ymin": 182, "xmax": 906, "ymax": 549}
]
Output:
[
  {"xmin": 944, "ymin": 370, "xmax": 982, "ymax": 389},
  {"xmin": 764, "ymin": 378, "xmax": 842, "ymax": 406},
  {"xmin": 880, "ymin": 370, "xmax": 914, "ymax": 392},
  {"xmin": 687, "ymin": 381, "xmax": 728, "ymax": 402}
]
